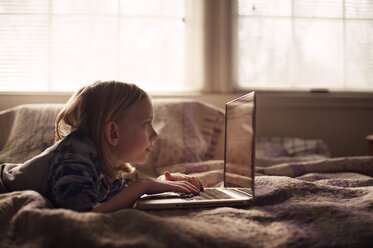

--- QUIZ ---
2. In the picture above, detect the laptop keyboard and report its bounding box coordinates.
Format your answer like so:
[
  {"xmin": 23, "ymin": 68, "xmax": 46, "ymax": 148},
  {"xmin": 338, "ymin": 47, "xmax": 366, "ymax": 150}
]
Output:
[{"xmin": 180, "ymin": 188, "xmax": 233, "ymax": 201}]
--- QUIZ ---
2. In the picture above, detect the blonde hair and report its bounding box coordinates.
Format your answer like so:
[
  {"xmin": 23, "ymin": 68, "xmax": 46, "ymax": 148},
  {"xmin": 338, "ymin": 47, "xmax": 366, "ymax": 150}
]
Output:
[{"xmin": 55, "ymin": 80, "xmax": 148, "ymax": 178}]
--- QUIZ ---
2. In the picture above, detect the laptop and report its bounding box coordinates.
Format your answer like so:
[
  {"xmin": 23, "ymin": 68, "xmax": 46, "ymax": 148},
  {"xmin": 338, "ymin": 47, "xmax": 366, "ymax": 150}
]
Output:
[{"xmin": 136, "ymin": 92, "xmax": 256, "ymax": 209}]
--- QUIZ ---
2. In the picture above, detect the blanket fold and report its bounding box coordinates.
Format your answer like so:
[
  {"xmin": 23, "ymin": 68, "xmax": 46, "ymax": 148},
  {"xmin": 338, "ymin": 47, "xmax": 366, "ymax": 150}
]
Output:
[
  {"xmin": 1, "ymin": 174, "xmax": 372, "ymax": 248},
  {"xmin": 1, "ymin": 103, "xmax": 372, "ymax": 247}
]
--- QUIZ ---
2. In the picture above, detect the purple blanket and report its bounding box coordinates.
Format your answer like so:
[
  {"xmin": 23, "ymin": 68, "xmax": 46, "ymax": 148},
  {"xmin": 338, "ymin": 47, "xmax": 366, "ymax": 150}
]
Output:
[
  {"xmin": 1, "ymin": 170, "xmax": 372, "ymax": 248},
  {"xmin": 0, "ymin": 103, "xmax": 372, "ymax": 247}
]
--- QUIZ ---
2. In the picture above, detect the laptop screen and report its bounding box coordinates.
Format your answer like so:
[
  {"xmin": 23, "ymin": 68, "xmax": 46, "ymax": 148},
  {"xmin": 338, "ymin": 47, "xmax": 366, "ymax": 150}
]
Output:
[{"xmin": 224, "ymin": 92, "xmax": 256, "ymax": 190}]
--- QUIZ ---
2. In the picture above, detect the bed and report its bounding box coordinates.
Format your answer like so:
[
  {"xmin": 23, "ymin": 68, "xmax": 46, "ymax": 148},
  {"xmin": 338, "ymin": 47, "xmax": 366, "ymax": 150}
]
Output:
[{"xmin": 0, "ymin": 101, "xmax": 372, "ymax": 248}]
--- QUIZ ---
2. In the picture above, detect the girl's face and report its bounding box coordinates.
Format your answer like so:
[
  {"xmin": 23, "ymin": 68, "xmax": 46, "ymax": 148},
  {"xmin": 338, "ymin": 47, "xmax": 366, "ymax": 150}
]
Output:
[{"xmin": 109, "ymin": 96, "xmax": 158, "ymax": 165}]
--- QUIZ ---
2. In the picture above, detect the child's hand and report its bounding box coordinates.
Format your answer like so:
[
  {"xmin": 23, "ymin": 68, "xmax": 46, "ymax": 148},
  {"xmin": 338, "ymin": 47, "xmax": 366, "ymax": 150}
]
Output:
[
  {"xmin": 93, "ymin": 177, "xmax": 200, "ymax": 213},
  {"xmin": 163, "ymin": 171, "xmax": 204, "ymax": 191},
  {"xmin": 142, "ymin": 178, "xmax": 201, "ymax": 196}
]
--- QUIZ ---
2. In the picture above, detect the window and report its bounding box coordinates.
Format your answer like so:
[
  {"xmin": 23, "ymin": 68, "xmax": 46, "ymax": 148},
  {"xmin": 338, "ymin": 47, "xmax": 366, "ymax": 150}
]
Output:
[
  {"xmin": 0, "ymin": 0, "xmax": 203, "ymax": 92},
  {"xmin": 236, "ymin": 0, "xmax": 373, "ymax": 91},
  {"xmin": 1, "ymin": 0, "xmax": 372, "ymax": 93}
]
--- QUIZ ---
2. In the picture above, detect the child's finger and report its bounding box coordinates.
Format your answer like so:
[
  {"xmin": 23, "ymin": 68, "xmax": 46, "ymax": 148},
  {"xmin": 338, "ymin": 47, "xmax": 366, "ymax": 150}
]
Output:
[
  {"xmin": 164, "ymin": 171, "xmax": 173, "ymax": 181},
  {"xmin": 188, "ymin": 177, "xmax": 203, "ymax": 191},
  {"xmin": 171, "ymin": 181, "xmax": 200, "ymax": 194},
  {"xmin": 164, "ymin": 171, "xmax": 183, "ymax": 181},
  {"xmin": 165, "ymin": 172, "xmax": 203, "ymax": 191}
]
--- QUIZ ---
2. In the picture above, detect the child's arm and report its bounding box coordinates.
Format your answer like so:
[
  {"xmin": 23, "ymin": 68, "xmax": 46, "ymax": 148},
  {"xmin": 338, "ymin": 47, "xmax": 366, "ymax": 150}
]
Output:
[{"xmin": 92, "ymin": 178, "xmax": 200, "ymax": 213}]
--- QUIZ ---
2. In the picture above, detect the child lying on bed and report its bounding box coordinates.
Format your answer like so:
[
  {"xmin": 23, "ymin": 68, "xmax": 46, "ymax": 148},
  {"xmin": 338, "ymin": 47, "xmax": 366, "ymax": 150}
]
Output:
[{"xmin": 0, "ymin": 80, "xmax": 203, "ymax": 212}]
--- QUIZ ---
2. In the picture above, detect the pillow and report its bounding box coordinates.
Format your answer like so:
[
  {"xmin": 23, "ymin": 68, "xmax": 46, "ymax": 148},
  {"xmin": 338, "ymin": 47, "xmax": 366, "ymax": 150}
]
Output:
[
  {"xmin": 256, "ymin": 136, "xmax": 330, "ymax": 158},
  {"xmin": 0, "ymin": 104, "xmax": 63, "ymax": 164},
  {"xmin": 255, "ymin": 136, "xmax": 331, "ymax": 167},
  {"xmin": 133, "ymin": 99, "xmax": 225, "ymax": 178},
  {"xmin": 0, "ymin": 101, "xmax": 225, "ymax": 179}
]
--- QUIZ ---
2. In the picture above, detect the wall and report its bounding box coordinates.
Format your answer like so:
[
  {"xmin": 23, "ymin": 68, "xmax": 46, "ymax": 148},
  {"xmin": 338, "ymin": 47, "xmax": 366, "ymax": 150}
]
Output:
[{"xmin": 1, "ymin": 91, "xmax": 373, "ymax": 157}]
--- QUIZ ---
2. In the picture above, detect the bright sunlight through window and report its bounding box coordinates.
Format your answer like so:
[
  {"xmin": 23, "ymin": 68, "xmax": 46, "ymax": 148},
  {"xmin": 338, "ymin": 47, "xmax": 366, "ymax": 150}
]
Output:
[
  {"xmin": 237, "ymin": 0, "xmax": 373, "ymax": 92},
  {"xmin": 0, "ymin": 0, "xmax": 193, "ymax": 92}
]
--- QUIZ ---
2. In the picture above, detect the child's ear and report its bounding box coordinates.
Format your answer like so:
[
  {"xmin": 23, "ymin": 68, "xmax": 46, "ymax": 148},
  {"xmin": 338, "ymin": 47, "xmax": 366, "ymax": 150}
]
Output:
[{"xmin": 105, "ymin": 121, "xmax": 119, "ymax": 146}]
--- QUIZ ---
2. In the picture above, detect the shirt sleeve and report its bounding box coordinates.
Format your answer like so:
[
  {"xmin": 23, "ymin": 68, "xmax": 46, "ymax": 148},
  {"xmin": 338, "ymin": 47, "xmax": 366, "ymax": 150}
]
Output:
[
  {"xmin": 49, "ymin": 130, "xmax": 127, "ymax": 212},
  {"xmin": 103, "ymin": 177, "xmax": 127, "ymax": 202},
  {"xmin": 50, "ymin": 157, "xmax": 100, "ymax": 212}
]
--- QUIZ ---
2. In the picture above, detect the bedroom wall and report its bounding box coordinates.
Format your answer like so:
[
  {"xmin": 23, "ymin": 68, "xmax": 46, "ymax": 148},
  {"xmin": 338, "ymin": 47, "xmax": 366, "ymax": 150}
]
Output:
[{"xmin": 1, "ymin": 92, "xmax": 373, "ymax": 157}]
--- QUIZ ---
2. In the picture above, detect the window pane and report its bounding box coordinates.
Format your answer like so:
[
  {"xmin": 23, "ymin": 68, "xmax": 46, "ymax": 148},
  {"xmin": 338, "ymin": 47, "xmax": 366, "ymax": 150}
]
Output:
[
  {"xmin": 345, "ymin": 0, "xmax": 373, "ymax": 19},
  {"xmin": 294, "ymin": 0, "xmax": 343, "ymax": 18},
  {"xmin": 237, "ymin": 0, "xmax": 373, "ymax": 91},
  {"xmin": 346, "ymin": 21, "xmax": 373, "ymax": 89},
  {"xmin": 0, "ymin": 0, "xmax": 189, "ymax": 92},
  {"xmin": 0, "ymin": 0, "xmax": 49, "ymax": 14},
  {"xmin": 52, "ymin": 0, "xmax": 117, "ymax": 15},
  {"xmin": 238, "ymin": 0, "xmax": 291, "ymax": 17},
  {"xmin": 119, "ymin": 18, "xmax": 185, "ymax": 91},
  {"xmin": 121, "ymin": 0, "xmax": 184, "ymax": 17},
  {"xmin": 293, "ymin": 19, "xmax": 343, "ymax": 89},
  {"xmin": 0, "ymin": 15, "xmax": 49, "ymax": 91},
  {"xmin": 51, "ymin": 16, "xmax": 118, "ymax": 91},
  {"xmin": 238, "ymin": 17, "xmax": 292, "ymax": 89}
]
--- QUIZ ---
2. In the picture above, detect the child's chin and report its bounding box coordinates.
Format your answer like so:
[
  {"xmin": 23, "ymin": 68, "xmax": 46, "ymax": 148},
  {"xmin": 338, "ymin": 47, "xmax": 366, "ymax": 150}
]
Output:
[{"xmin": 136, "ymin": 157, "xmax": 148, "ymax": 165}]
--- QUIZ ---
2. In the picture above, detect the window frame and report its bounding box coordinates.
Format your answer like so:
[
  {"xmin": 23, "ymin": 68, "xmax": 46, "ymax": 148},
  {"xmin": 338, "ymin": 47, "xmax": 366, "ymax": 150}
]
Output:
[
  {"xmin": 232, "ymin": 0, "xmax": 373, "ymax": 94},
  {"xmin": 0, "ymin": 0, "xmax": 372, "ymax": 95}
]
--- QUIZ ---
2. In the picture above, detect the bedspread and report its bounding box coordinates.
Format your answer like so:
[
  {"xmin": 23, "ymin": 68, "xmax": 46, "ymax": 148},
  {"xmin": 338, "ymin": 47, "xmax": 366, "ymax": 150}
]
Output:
[
  {"xmin": 1, "ymin": 102, "xmax": 372, "ymax": 247},
  {"xmin": 1, "ymin": 166, "xmax": 372, "ymax": 248}
]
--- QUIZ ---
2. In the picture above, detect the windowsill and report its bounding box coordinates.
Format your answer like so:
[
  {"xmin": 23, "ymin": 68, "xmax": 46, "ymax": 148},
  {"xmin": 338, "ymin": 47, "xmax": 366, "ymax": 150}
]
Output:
[
  {"xmin": 248, "ymin": 90, "xmax": 373, "ymax": 109},
  {"xmin": 1, "ymin": 89, "xmax": 372, "ymax": 96},
  {"xmin": 1, "ymin": 90, "xmax": 373, "ymax": 111}
]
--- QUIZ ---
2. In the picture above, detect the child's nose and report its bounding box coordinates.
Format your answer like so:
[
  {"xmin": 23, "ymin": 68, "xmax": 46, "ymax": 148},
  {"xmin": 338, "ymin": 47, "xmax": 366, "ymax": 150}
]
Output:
[{"xmin": 150, "ymin": 128, "xmax": 158, "ymax": 142}]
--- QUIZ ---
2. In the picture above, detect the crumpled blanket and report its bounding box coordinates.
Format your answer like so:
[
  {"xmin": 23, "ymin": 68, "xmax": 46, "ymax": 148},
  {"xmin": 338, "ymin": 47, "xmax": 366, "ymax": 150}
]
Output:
[
  {"xmin": 152, "ymin": 156, "xmax": 373, "ymax": 188},
  {"xmin": 1, "ymin": 172, "xmax": 372, "ymax": 248},
  {"xmin": 0, "ymin": 104, "xmax": 62, "ymax": 164},
  {"xmin": 1, "ymin": 102, "xmax": 372, "ymax": 247}
]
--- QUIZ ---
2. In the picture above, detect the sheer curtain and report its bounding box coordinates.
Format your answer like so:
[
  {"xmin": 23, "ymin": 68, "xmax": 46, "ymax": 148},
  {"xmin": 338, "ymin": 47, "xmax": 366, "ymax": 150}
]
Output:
[
  {"xmin": 2, "ymin": 0, "xmax": 372, "ymax": 93},
  {"xmin": 236, "ymin": 0, "xmax": 373, "ymax": 91},
  {"xmin": 0, "ymin": 0, "xmax": 204, "ymax": 92}
]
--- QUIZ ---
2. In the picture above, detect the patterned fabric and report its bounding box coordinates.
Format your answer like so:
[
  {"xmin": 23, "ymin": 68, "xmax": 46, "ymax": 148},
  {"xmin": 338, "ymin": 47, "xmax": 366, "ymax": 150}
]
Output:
[
  {"xmin": 1, "ymin": 129, "xmax": 126, "ymax": 212},
  {"xmin": 0, "ymin": 103, "xmax": 372, "ymax": 247},
  {"xmin": 50, "ymin": 130, "xmax": 126, "ymax": 211},
  {"xmin": 0, "ymin": 104, "xmax": 63, "ymax": 164},
  {"xmin": 0, "ymin": 173, "xmax": 372, "ymax": 248},
  {"xmin": 256, "ymin": 136, "xmax": 330, "ymax": 158},
  {"xmin": 0, "ymin": 102, "xmax": 226, "ymax": 180},
  {"xmin": 254, "ymin": 136, "xmax": 331, "ymax": 167}
]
